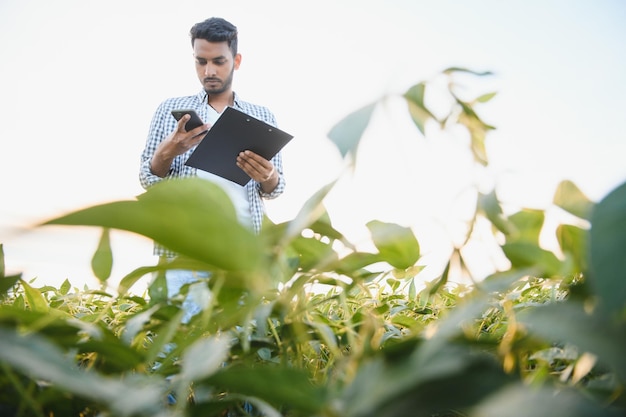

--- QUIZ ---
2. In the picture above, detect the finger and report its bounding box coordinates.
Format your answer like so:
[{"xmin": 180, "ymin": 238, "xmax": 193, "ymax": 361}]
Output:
[
  {"xmin": 241, "ymin": 150, "xmax": 271, "ymax": 169},
  {"xmin": 236, "ymin": 154, "xmax": 260, "ymax": 176},
  {"xmin": 176, "ymin": 114, "xmax": 191, "ymax": 133},
  {"xmin": 237, "ymin": 155, "xmax": 264, "ymax": 180},
  {"xmin": 237, "ymin": 151, "xmax": 268, "ymax": 173},
  {"xmin": 237, "ymin": 152, "xmax": 275, "ymax": 181},
  {"xmin": 189, "ymin": 123, "xmax": 211, "ymax": 138}
]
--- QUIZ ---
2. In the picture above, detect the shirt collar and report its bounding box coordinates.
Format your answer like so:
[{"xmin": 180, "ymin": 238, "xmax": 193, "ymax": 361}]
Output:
[{"xmin": 197, "ymin": 90, "xmax": 241, "ymax": 108}]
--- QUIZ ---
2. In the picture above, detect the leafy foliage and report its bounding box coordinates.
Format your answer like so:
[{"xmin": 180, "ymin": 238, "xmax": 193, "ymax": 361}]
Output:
[{"xmin": 1, "ymin": 68, "xmax": 624, "ymax": 417}]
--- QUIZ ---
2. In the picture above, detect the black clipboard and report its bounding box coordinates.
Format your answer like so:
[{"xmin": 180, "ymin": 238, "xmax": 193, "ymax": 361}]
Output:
[{"xmin": 184, "ymin": 107, "xmax": 293, "ymax": 186}]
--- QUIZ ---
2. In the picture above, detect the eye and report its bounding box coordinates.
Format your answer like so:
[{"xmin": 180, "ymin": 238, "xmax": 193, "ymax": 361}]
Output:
[{"xmin": 196, "ymin": 58, "xmax": 207, "ymax": 65}]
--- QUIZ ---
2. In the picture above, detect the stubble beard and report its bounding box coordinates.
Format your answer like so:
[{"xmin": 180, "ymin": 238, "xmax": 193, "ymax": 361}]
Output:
[{"xmin": 204, "ymin": 67, "xmax": 235, "ymax": 96}]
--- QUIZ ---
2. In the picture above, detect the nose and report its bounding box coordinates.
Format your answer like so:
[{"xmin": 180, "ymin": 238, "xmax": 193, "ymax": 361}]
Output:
[{"xmin": 204, "ymin": 63, "xmax": 217, "ymax": 77}]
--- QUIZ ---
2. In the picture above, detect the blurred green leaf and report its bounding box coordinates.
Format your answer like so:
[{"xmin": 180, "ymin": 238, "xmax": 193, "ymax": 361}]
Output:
[
  {"xmin": 122, "ymin": 304, "xmax": 161, "ymax": 345},
  {"xmin": 478, "ymin": 190, "xmax": 514, "ymax": 235},
  {"xmin": 507, "ymin": 209, "xmax": 545, "ymax": 245},
  {"xmin": 470, "ymin": 383, "xmax": 620, "ymax": 417},
  {"xmin": 501, "ymin": 242, "xmax": 562, "ymax": 277},
  {"xmin": 91, "ymin": 227, "xmax": 113, "ymax": 282},
  {"xmin": 0, "ymin": 328, "xmax": 163, "ymax": 416},
  {"xmin": 59, "ymin": 278, "xmax": 71, "ymax": 295},
  {"xmin": 118, "ymin": 265, "xmax": 159, "ymax": 295},
  {"xmin": 147, "ymin": 267, "xmax": 168, "ymax": 304},
  {"xmin": 454, "ymin": 97, "xmax": 495, "ymax": 166},
  {"xmin": 367, "ymin": 221, "xmax": 420, "ymax": 269},
  {"xmin": 341, "ymin": 345, "xmax": 512, "ymax": 417},
  {"xmin": 0, "ymin": 275, "xmax": 20, "ymax": 299},
  {"xmin": 178, "ymin": 335, "xmax": 231, "ymax": 383},
  {"xmin": 0, "ymin": 307, "xmax": 83, "ymax": 347},
  {"xmin": 589, "ymin": 180, "xmax": 626, "ymax": 316},
  {"xmin": 475, "ymin": 91, "xmax": 497, "ymax": 103},
  {"xmin": 556, "ymin": 224, "xmax": 587, "ymax": 273},
  {"xmin": 308, "ymin": 215, "xmax": 356, "ymax": 250},
  {"xmin": 146, "ymin": 308, "xmax": 185, "ymax": 365},
  {"xmin": 442, "ymin": 67, "xmax": 493, "ymax": 76},
  {"xmin": 479, "ymin": 267, "xmax": 541, "ymax": 294},
  {"xmin": 403, "ymin": 82, "xmax": 435, "ymax": 134},
  {"xmin": 517, "ymin": 302, "xmax": 626, "ymax": 382},
  {"xmin": 553, "ymin": 180, "xmax": 594, "ymax": 221},
  {"xmin": 77, "ymin": 330, "xmax": 146, "ymax": 372},
  {"xmin": 428, "ymin": 260, "xmax": 450, "ymax": 296},
  {"xmin": 468, "ymin": 123, "xmax": 489, "ymax": 165},
  {"xmin": 327, "ymin": 102, "xmax": 377, "ymax": 158},
  {"xmin": 0, "ymin": 244, "xmax": 22, "ymax": 299},
  {"xmin": 280, "ymin": 180, "xmax": 337, "ymax": 245},
  {"xmin": 19, "ymin": 279, "xmax": 49, "ymax": 313},
  {"xmin": 43, "ymin": 178, "xmax": 263, "ymax": 272},
  {"xmin": 206, "ymin": 366, "xmax": 326, "ymax": 414},
  {"xmin": 326, "ymin": 251, "xmax": 382, "ymax": 276},
  {"xmin": 290, "ymin": 235, "xmax": 338, "ymax": 270}
]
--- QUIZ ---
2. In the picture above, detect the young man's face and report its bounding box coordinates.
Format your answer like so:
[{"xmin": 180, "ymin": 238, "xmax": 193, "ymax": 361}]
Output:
[{"xmin": 193, "ymin": 39, "xmax": 241, "ymax": 96}]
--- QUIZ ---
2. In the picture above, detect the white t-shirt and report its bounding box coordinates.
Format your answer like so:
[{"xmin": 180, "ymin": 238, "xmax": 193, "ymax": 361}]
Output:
[{"xmin": 195, "ymin": 106, "xmax": 252, "ymax": 229}]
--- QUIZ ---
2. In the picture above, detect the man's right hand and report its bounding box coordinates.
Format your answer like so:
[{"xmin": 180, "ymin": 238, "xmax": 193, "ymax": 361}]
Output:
[{"xmin": 150, "ymin": 115, "xmax": 211, "ymax": 177}]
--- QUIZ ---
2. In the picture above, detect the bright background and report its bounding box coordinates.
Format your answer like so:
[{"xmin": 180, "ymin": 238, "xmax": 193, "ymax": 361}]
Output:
[{"xmin": 1, "ymin": 0, "xmax": 625, "ymax": 291}]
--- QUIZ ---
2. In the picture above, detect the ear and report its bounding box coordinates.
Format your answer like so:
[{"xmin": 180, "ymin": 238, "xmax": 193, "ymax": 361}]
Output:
[{"xmin": 234, "ymin": 53, "xmax": 242, "ymax": 70}]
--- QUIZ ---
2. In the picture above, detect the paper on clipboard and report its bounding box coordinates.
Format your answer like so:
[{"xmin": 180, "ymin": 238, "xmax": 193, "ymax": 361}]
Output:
[{"xmin": 184, "ymin": 106, "xmax": 293, "ymax": 186}]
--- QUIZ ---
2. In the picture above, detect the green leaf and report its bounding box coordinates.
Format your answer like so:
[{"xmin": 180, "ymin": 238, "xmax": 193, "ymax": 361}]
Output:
[
  {"xmin": 19, "ymin": 279, "xmax": 49, "ymax": 313},
  {"xmin": 59, "ymin": 278, "xmax": 72, "ymax": 295},
  {"xmin": 290, "ymin": 235, "xmax": 338, "ymax": 271},
  {"xmin": 556, "ymin": 224, "xmax": 588, "ymax": 273},
  {"xmin": 517, "ymin": 302, "xmax": 626, "ymax": 382},
  {"xmin": 391, "ymin": 314, "xmax": 419, "ymax": 329},
  {"xmin": 0, "ymin": 328, "xmax": 163, "ymax": 416},
  {"xmin": 341, "ymin": 345, "xmax": 512, "ymax": 417},
  {"xmin": 403, "ymin": 82, "xmax": 435, "ymax": 135},
  {"xmin": 442, "ymin": 67, "xmax": 493, "ymax": 76},
  {"xmin": 472, "ymin": 383, "xmax": 618, "ymax": 417},
  {"xmin": 308, "ymin": 215, "xmax": 356, "ymax": 250},
  {"xmin": 206, "ymin": 366, "xmax": 326, "ymax": 414},
  {"xmin": 327, "ymin": 251, "xmax": 383, "ymax": 276},
  {"xmin": 91, "ymin": 227, "xmax": 113, "ymax": 282},
  {"xmin": 588, "ymin": 180, "xmax": 626, "ymax": 316},
  {"xmin": 145, "ymin": 308, "xmax": 185, "ymax": 365},
  {"xmin": 455, "ymin": 98, "xmax": 495, "ymax": 166},
  {"xmin": 553, "ymin": 180, "xmax": 594, "ymax": 220},
  {"xmin": 475, "ymin": 91, "xmax": 497, "ymax": 103},
  {"xmin": 428, "ymin": 260, "xmax": 450, "ymax": 295},
  {"xmin": 280, "ymin": 180, "xmax": 337, "ymax": 245},
  {"xmin": 0, "ymin": 275, "xmax": 20, "ymax": 299},
  {"xmin": 479, "ymin": 267, "xmax": 542, "ymax": 294},
  {"xmin": 477, "ymin": 190, "xmax": 514, "ymax": 235},
  {"xmin": 501, "ymin": 242, "xmax": 562, "ymax": 277},
  {"xmin": 121, "ymin": 304, "xmax": 161, "ymax": 345},
  {"xmin": 178, "ymin": 335, "xmax": 231, "ymax": 382},
  {"xmin": 327, "ymin": 102, "xmax": 377, "ymax": 158},
  {"xmin": 117, "ymin": 265, "xmax": 159, "ymax": 295},
  {"xmin": 147, "ymin": 268, "xmax": 168, "ymax": 304},
  {"xmin": 77, "ymin": 332, "xmax": 146, "ymax": 372},
  {"xmin": 507, "ymin": 209, "xmax": 545, "ymax": 245},
  {"xmin": 367, "ymin": 221, "xmax": 420, "ymax": 269},
  {"xmin": 43, "ymin": 178, "xmax": 263, "ymax": 272}
]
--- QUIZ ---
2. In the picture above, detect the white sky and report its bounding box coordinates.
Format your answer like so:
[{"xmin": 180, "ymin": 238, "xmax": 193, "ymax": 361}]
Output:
[{"xmin": 1, "ymin": 0, "xmax": 625, "ymax": 291}]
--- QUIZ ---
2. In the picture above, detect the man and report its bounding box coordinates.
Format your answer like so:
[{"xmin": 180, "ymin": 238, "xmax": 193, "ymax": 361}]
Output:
[{"xmin": 139, "ymin": 17, "xmax": 286, "ymax": 317}]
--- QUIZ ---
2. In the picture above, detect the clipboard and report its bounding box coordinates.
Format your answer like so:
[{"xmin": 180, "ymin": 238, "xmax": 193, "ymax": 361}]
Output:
[{"xmin": 184, "ymin": 106, "xmax": 294, "ymax": 186}]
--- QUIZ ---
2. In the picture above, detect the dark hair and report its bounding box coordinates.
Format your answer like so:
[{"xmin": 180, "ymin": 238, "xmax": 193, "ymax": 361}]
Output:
[{"xmin": 190, "ymin": 17, "xmax": 238, "ymax": 56}]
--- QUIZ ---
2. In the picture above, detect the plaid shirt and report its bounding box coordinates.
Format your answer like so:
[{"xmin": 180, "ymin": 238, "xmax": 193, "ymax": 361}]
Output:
[{"xmin": 139, "ymin": 91, "xmax": 286, "ymax": 257}]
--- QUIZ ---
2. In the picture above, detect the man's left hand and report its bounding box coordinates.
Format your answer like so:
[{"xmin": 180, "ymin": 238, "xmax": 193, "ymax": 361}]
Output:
[{"xmin": 236, "ymin": 150, "xmax": 278, "ymax": 192}]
